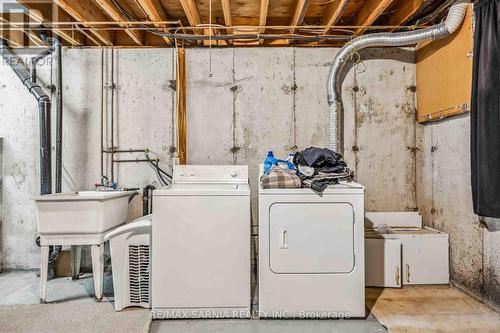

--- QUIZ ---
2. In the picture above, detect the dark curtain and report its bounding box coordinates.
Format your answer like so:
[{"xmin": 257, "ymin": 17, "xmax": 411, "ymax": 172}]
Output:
[{"xmin": 471, "ymin": 0, "xmax": 500, "ymax": 217}]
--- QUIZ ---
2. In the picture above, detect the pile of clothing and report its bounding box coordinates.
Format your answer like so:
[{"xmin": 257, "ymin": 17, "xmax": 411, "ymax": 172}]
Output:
[
  {"xmin": 293, "ymin": 147, "xmax": 354, "ymax": 194},
  {"xmin": 259, "ymin": 147, "xmax": 354, "ymax": 193}
]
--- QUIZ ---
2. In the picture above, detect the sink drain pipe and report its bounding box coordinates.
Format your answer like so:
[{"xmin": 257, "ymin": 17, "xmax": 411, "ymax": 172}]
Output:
[
  {"xmin": 326, "ymin": 1, "xmax": 470, "ymax": 154},
  {"xmin": 0, "ymin": 41, "xmax": 52, "ymax": 195}
]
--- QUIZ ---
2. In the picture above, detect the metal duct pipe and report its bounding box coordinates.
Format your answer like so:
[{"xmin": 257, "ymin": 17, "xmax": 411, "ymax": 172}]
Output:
[
  {"xmin": 326, "ymin": 1, "xmax": 470, "ymax": 153},
  {"xmin": 0, "ymin": 40, "xmax": 52, "ymax": 195}
]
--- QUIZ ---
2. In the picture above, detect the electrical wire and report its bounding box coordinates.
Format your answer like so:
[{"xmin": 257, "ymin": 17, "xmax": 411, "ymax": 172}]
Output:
[
  {"xmin": 148, "ymin": 160, "xmax": 168, "ymax": 186},
  {"xmin": 110, "ymin": 0, "xmax": 180, "ymax": 39},
  {"xmin": 145, "ymin": 153, "xmax": 172, "ymax": 186},
  {"xmin": 106, "ymin": 0, "xmax": 355, "ymax": 44}
]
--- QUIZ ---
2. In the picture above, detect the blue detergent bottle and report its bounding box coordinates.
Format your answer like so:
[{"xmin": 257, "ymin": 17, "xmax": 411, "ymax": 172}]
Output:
[{"xmin": 264, "ymin": 151, "xmax": 278, "ymax": 175}]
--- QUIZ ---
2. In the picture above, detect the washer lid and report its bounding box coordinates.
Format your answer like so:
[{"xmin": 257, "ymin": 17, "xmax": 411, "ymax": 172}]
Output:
[
  {"xmin": 173, "ymin": 165, "xmax": 248, "ymax": 185},
  {"xmin": 269, "ymin": 202, "xmax": 355, "ymax": 274}
]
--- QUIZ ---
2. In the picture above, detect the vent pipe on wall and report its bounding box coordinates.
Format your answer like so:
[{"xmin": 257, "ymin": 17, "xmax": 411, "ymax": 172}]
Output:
[
  {"xmin": 42, "ymin": 36, "xmax": 63, "ymax": 194},
  {"xmin": 0, "ymin": 41, "xmax": 52, "ymax": 195},
  {"xmin": 326, "ymin": 1, "xmax": 470, "ymax": 154}
]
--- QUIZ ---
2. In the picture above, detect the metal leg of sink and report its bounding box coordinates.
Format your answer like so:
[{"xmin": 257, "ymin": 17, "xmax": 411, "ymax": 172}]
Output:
[
  {"xmin": 91, "ymin": 244, "xmax": 104, "ymax": 301},
  {"xmin": 71, "ymin": 245, "xmax": 82, "ymax": 280},
  {"xmin": 40, "ymin": 245, "xmax": 49, "ymax": 303}
]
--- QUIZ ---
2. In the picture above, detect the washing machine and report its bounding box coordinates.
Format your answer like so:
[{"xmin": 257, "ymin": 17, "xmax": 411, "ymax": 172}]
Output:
[
  {"xmin": 152, "ymin": 165, "xmax": 251, "ymax": 319},
  {"xmin": 258, "ymin": 168, "xmax": 365, "ymax": 318}
]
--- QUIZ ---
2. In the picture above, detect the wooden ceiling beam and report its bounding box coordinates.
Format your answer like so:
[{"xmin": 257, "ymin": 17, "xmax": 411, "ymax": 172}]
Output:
[
  {"xmin": 18, "ymin": 1, "xmax": 85, "ymax": 46},
  {"xmin": 259, "ymin": 0, "xmax": 269, "ymax": 44},
  {"xmin": 0, "ymin": 19, "xmax": 24, "ymax": 47},
  {"xmin": 351, "ymin": 0, "xmax": 395, "ymax": 36},
  {"xmin": 289, "ymin": 0, "xmax": 310, "ymax": 34},
  {"xmin": 220, "ymin": 0, "xmax": 232, "ymax": 34},
  {"xmin": 321, "ymin": 0, "xmax": 349, "ymax": 35},
  {"xmin": 93, "ymin": 0, "xmax": 143, "ymax": 45},
  {"xmin": 386, "ymin": 0, "xmax": 426, "ymax": 30},
  {"xmin": 0, "ymin": 12, "xmax": 45, "ymax": 47},
  {"xmin": 54, "ymin": 0, "xmax": 114, "ymax": 46},
  {"xmin": 179, "ymin": 0, "xmax": 202, "ymax": 35},
  {"xmin": 135, "ymin": 0, "xmax": 173, "ymax": 45}
]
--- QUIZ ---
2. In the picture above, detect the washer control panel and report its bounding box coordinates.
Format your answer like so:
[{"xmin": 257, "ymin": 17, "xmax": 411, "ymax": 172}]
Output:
[{"xmin": 173, "ymin": 165, "xmax": 248, "ymax": 184}]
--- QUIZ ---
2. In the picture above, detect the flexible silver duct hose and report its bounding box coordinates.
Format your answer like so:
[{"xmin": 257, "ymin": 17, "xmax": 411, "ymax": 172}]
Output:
[{"xmin": 326, "ymin": 1, "xmax": 470, "ymax": 153}]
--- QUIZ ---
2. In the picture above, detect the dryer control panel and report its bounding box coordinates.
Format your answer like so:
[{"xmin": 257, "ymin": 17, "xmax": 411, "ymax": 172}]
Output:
[{"xmin": 173, "ymin": 165, "xmax": 248, "ymax": 185}]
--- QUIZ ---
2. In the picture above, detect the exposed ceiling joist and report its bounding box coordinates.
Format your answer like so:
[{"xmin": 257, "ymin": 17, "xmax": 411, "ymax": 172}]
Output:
[
  {"xmin": 259, "ymin": 0, "xmax": 269, "ymax": 44},
  {"xmin": 0, "ymin": 20, "xmax": 24, "ymax": 47},
  {"xmin": 0, "ymin": 12, "xmax": 45, "ymax": 47},
  {"xmin": 322, "ymin": 0, "xmax": 349, "ymax": 35},
  {"xmin": 135, "ymin": 0, "xmax": 173, "ymax": 45},
  {"xmin": 8, "ymin": 0, "xmax": 442, "ymax": 47},
  {"xmin": 387, "ymin": 0, "xmax": 427, "ymax": 29},
  {"xmin": 179, "ymin": 0, "xmax": 202, "ymax": 34},
  {"xmin": 93, "ymin": 0, "xmax": 143, "ymax": 45},
  {"xmin": 352, "ymin": 0, "xmax": 395, "ymax": 35},
  {"xmin": 220, "ymin": 0, "xmax": 232, "ymax": 34},
  {"xmin": 53, "ymin": 0, "xmax": 114, "ymax": 46},
  {"xmin": 290, "ymin": 0, "xmax": 310, "ymax": 34},
  {"xmin": 17, "ymin": 1, "xmax": 85, "ymax": 46}
]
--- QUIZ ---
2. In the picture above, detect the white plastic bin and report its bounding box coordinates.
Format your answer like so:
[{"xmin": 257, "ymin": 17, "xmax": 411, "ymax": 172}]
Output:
[{"xmin": 35, "ymin": 191, "xmax": 132, "ymax": 234}]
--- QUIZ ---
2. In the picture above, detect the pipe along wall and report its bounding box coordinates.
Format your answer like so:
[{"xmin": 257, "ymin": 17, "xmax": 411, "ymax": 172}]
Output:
[{"xmin": 0, "ymin": 41, "xmax": 53, "ymax": 196}]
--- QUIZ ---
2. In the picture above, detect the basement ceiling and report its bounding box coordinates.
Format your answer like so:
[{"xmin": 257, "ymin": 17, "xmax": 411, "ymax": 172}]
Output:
[{"xmin": 0, "ymin": 0, "xmax": 454, "ymax": 47}]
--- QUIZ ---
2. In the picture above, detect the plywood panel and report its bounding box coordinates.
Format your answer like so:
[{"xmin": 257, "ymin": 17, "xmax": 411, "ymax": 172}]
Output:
[{"xmin": 416, "ymin": 4, "xmax": 473, "ymax": 123}]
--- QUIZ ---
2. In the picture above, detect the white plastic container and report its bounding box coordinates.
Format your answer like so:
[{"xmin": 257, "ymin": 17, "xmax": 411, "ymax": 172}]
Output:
[
  {"xmin": 35, "ymin": 191, "xmax": 132, "ymax": 234},
  {"xmin": 104, "ymin": 215, "xmax": 152, "ymax": 311}
]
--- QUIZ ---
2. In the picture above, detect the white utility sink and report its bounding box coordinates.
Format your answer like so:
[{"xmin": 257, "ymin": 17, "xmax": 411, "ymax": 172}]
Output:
[{"xmin": 35, "ymin": 191, "xmax": 133, "ymax": 234}]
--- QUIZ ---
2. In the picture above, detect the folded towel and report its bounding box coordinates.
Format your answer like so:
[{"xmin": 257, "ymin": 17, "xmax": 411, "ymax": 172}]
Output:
[{"xmin": 260, "ymin": 166, "xmax": 301, "ymax": 189}]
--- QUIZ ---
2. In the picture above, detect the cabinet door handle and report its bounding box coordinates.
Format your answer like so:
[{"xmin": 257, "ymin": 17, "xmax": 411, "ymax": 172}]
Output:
[
  {"xmin": 280, "ymin": 229, "xmax": 288, "ymax": 249},
  {"xmin": 396, "ymin": 266, "xmax": 400, "ymax": 286},
  {"xmin": 406, "ymin": 264, "xmax": 411, "ymax": 283}
]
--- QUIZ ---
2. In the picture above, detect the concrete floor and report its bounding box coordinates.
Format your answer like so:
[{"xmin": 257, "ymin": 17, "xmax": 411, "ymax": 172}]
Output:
[
  {"xmin": 0, "ymin": 270, "xmax": 388, "ymax": 333},
  {"xmin": 150, "ymin": 318, "xmax": 387, "ymax": 333},
  {"xmin": 0, "ymin": 270, "xmax": 115, "ymax": 305},
  {"xmin": 2, "ymin": 270, "xmax": 499, "ymax": 333}
]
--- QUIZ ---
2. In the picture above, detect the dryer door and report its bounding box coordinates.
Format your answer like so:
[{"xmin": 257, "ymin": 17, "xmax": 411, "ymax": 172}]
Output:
[{"xmin": 269, "ymin": 202, "xmax": 355, "ymax": 274}]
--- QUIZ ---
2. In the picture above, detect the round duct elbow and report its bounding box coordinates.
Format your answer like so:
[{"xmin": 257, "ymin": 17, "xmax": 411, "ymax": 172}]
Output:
[
  {"xmin": 444, "ymin": 1, "xmax": 470, "ymax": 34},
  {"xmin": 326, "ymin": 1, "xmax": 470, "ymax": 153}
]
